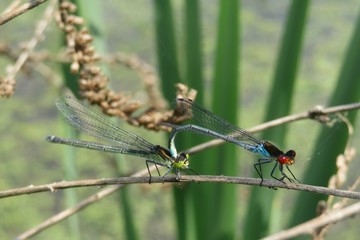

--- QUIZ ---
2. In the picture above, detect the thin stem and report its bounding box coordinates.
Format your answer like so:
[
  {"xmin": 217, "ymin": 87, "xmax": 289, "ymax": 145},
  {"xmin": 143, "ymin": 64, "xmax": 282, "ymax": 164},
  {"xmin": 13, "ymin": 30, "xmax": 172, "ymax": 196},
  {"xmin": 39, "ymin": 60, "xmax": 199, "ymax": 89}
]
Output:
[
  {"xmin": 15, "ymin": 167, "xmax": 152, "ymax": 240},
  {"xmin": 262, "ymin": 201, "xmax": 360, "ymax": 240},
  {"xmin": 0, "ymin": 0, "xmax": 49, "ymax": 25},
  {"xmin": 2, "ymin": 175, "xmax": 360, "ymax": 200}
]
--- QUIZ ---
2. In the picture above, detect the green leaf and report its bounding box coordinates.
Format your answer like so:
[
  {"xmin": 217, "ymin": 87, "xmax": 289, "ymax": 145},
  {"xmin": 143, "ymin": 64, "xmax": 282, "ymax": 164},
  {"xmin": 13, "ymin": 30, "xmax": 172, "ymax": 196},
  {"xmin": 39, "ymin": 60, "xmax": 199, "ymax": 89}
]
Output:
[
  {"xmin": 154, "ymin": 0, "xmax": 181, "ymax": 101},
  {"xmin": 206, "ymin": 1, "xmax": 240, "ymax": 239},
  {"xmin": 243, "ymin": 1, "xmax": 310, "ymax": 238},
  {"xmin": 290, "ymin": 7, "xmax": 360, "ymax": 227}
]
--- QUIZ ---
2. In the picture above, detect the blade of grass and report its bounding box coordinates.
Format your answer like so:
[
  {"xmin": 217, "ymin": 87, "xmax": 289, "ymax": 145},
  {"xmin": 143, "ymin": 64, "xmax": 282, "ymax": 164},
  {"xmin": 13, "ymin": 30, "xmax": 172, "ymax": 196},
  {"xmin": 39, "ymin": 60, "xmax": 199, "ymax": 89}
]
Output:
[
  {"xmin": 290, "ymin": 6, "xmax": 360, "ymax": 227},
  {"xmin": 174, "ymin": 0, "xmax": 205, "ymax": 239},
  {"xmin": 154, "ymin": 0, "xmax": 181, "ymax": 101},
  {"xmin": 243, "ymin": 1, "xmax": 309, "ymax": 238},
  {"xmin": 183, "ymin": 1, "xmax": 205, "ymax": 240},
  {"xmin": 184, "ymin": 0, "xmax": 203, "ymax": 96},
  {"xmin": 58, "ymin": 13, "xmax": 81, "ymax": 240},
  {"xmin": 76, "ymin": 1, "xmax": 140, "ymax": 238},
  {"xmin": 208, "ymin": 1, "xmax": 240, "ymax": 239},
  {"xmin": 153, "ymin": 1, "xmax": 189, "ymax": 239},
  {"xmin": 61, "ymin": 124, "xmax": 81, "ymax": 240}
]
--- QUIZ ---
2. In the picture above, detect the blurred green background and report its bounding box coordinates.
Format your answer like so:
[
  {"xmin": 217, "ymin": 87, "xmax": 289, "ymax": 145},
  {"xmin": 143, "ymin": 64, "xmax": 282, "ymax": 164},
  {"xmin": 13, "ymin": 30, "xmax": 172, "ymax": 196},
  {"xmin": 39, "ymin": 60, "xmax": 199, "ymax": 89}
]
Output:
[{"xmin": 1, "ymin": 0, "xmax": 360, "ymax": 239}]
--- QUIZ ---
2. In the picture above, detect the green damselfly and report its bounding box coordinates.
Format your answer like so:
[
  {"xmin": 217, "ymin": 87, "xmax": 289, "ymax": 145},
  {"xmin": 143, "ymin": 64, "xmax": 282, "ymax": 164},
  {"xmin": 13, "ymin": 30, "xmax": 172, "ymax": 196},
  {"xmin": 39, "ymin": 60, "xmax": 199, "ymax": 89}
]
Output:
[{"xmin": 47, "ymin": 96, "xmax": 193, "ymax": 182}]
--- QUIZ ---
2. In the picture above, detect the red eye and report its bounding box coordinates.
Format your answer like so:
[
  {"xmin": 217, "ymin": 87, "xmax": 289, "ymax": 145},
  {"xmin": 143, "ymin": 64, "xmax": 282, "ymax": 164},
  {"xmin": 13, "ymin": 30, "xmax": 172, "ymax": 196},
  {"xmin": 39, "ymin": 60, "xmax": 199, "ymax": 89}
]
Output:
[{"xmin": 278, "ymin": 156, "xmax": 294, "ymax": 165}]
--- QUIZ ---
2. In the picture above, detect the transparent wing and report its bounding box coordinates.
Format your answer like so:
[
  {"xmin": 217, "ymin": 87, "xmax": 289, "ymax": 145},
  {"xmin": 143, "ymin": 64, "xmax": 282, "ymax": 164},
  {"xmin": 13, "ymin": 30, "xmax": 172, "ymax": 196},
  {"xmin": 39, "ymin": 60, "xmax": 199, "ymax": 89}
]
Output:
[
  {"xmin": 177, "ymin": 98, "xmax": 262, "ymax": 145},
  {"xmin": 55, "ymin": 96, "xmax": 167, "ymax": 163}
]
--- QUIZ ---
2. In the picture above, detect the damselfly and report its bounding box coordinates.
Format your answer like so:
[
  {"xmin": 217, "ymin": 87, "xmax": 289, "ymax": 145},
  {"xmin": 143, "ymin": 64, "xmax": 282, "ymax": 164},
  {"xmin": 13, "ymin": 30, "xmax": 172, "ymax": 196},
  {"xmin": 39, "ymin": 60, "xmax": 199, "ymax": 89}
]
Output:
[
  {"xmin": 46, "ymin": 96, "xmax": 192, "ymax": 182},
  {"xmin": 164, "ymin": 98, "xmax": 299, "ymax": 185}
]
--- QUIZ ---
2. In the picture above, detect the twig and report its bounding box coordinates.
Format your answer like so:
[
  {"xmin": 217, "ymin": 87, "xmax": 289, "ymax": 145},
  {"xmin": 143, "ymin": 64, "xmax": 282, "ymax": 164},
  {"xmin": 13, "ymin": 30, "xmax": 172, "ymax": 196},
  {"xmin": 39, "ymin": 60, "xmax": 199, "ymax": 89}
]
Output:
[
  {"xmin": 16, "ymin": 167, "xmax": 151, "ymax": 240},
  {"xmin": 2, "ymin": 0, "xmax": 22, "ymax": 15},
  {"xmin": 2, "ymin": 175, "xmax": 360, "ymax": 200},
  {"xmin": 315, "ymin": 175, "xmax": 360, "ymax": 238},
  {"xmin": 16, "ymin": 167, "xmax": 152, "ymax": 239},
  {"xmin": 0, "ymin": 0, "xmax": 56, "ymax": 97},
  {"xmin": 0, "ymin": 0, "xmax": 48, "ymax": 25},
  {"xmin": 5, "ymin": 0, "xmax": 55, "ymax": 79},
  {"xmin": 16, "ymin": 185, "xmax": 121, "ymax": 240},
  {"xmin": 186, "ymin": 102, "xmax": 360, "ymax": 155},
  {"xmin": 105, "ymin": 52, "xmax": 168, "ymax": 110},
  {"xmin": 55, "ymin": 1, "xmax": 197, "ymax": 130},
  {"xmin": 262, "ymin": 201, "xmax": 360, "ymax": 240}
]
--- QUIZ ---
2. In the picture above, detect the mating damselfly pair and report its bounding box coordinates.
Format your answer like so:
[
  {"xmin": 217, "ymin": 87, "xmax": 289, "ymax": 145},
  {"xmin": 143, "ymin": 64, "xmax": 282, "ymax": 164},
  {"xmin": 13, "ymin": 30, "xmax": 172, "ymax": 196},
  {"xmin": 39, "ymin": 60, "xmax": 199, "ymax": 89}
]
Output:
[{"xmin": 47, "ymin": 96, "xmax": 299, "ymax": 185}]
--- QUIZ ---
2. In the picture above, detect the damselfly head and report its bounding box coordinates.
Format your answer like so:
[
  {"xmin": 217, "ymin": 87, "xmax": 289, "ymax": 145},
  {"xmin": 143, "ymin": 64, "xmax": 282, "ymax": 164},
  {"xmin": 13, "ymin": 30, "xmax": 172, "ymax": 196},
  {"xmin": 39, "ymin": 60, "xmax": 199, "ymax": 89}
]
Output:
[
  {"xmin": 285, "ymin": 150, "xmax": 296, "ymax": 159},
  {"xmin": 174, "ymin": 158, "xmax": 189, "ymax": 169},
  {"xmin": 278, "ymin": 150, "xmax": 296, "ymax": 165},
  {"xmin": 179, "ymin": 152, "xmax": 190, "ymax": 160},
  {"xmin": 277, "ymin": 155, "xmax": 294, "ymax": 165}
]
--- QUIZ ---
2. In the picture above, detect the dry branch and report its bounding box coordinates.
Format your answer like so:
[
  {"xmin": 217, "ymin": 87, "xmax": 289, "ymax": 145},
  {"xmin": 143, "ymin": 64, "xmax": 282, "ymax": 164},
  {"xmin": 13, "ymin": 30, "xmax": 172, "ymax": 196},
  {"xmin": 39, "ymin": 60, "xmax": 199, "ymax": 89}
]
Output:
[
  {"xmin": 0, "ymin": 0, "xmax": 48, "ymax": 25},
  {"xmin": 0, "ymin": 0, "xmax": 56, "ymax": 97},
  {"xmin": 2, "ymin": 175, "xmax": 360, "ymax": 200},
  {"xmin": 263, "ymin": 201, "xmax": 360, "ymax": 240}
]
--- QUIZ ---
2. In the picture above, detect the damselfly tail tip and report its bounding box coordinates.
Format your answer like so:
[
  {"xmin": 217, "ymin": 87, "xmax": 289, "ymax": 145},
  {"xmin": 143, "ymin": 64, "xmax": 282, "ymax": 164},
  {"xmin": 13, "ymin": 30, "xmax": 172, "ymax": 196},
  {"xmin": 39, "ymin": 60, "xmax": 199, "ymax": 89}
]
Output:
[{"xmin": 45, "ymin": 135, "xmax": 57, "ymax": 142}]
